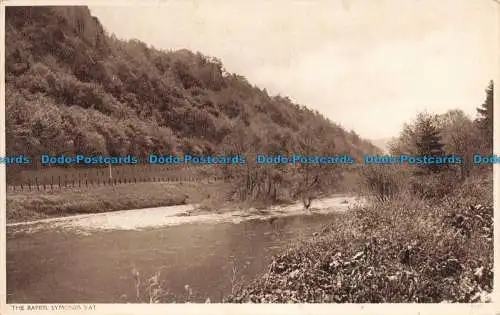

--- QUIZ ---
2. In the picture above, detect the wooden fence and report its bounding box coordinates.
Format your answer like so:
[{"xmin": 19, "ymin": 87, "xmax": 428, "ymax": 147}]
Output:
[
  {"xmin": 5, "ymin": 159, "xmax": 360, "ymax": 192},
  {"xmin": 6, "ymin": 163, "xmax": 229, "ymax": 192}
]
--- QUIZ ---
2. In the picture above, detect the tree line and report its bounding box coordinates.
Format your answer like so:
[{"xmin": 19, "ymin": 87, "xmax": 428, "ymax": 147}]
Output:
[{"xmin": 360, "ymin": 81, "xmax": 494, "ymax": 201}]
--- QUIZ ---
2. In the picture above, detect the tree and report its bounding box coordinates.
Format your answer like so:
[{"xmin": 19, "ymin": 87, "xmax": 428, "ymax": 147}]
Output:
[
  {"xmin": 390, "ymin": 112, "xmax": 445, "ymax": 174},
  {"xmin": 413, "ymin": 113, "xmax": 445, "ymax": 174},
  {"xmin": 437, "ymin": 110, "xmax": 480, "ymax": 180},
  {"xmin": 389, "ymin": 122, "xmax": 417, "ymax": 155},
  {"xmin": 475, "ymin": 80, "xmax": 494, "ymax": 154},
  {"xmin": 291, "ymin": 122, "xmax": 342, "ymax": 209}
]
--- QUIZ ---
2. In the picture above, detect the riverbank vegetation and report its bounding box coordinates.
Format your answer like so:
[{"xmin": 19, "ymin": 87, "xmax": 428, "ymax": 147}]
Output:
[
  {"xmin": 225, "ymin": 83, "xmax": 494, "ymax": 303},
  {"xmin": 225, "ymin": 172, "xmax": 493, "ymax": 303}
]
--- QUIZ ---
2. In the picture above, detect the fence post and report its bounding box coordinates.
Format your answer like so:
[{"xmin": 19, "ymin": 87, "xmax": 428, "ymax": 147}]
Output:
[{"xmin": 109, "ymin": 163, "xmax": 113, "ymax": 186}]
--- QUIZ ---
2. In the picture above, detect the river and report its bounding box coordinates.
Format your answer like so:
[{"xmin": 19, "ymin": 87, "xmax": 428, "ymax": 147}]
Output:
[{"xmin": 6, "ymin": 196, "xmax": 363, "ymax": 303}]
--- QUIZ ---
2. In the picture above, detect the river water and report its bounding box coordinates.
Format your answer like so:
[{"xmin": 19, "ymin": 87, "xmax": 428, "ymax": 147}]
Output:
[{"xmin": 6, "ymin": 196, "xmax": 362, "ymax": 303}]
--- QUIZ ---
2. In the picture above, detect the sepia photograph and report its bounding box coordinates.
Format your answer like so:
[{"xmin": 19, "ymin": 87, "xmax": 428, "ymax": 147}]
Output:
[{"xmin": 1, "ymin": 0, "xmax": 498, "ymax": 311}]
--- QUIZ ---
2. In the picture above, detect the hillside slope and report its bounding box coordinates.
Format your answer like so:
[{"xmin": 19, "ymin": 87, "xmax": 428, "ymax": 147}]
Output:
[{"xmin": 5, "ymin": 6, "xmax": 380, "ymax": 162}]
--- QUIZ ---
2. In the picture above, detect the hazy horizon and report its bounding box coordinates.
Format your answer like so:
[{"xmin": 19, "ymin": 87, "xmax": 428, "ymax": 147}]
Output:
[{"xmin": 89, "ymin": 0, "xmax": 498, "ymax": 140}]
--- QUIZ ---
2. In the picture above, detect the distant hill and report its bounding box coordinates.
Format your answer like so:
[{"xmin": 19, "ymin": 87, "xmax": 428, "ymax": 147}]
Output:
[
  {"xmin": 370, "ymin": 138, "xmax": 393, "ymax": 153},
  {"xmin": 5, "ymin": 6, "xmax": 381, "ymax": 162}
]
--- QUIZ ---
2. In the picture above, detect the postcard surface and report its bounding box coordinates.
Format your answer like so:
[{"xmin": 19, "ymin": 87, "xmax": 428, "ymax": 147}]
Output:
[{"xmin": 1, "ymin": 1, "xmax": 499, "ymax": 314}]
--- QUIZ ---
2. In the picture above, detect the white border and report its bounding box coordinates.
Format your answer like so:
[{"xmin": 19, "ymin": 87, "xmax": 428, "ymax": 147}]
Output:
[
  {"xmin": 2, "ymin": 304, "xmax": 500, "ymax": 315},
  {"xmin": 493, "ymin": 0, "xmax": 500, "ymax": 307},
  {"xmin": 1, "ymin": 1, "xmax": 499, "ymax": 315}
]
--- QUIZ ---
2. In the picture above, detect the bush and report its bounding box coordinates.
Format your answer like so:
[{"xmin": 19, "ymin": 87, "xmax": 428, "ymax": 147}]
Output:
[
  {"xmin": 408, "ymin": 169, "xmax": 458, "ymax": 200},
  {"xmin": 356, "ymin": 165, "xmax": 408, "ymax": 202},
  {"xmin": 226, "ymin": 174, "xmax": 493, "ymax": 303}
]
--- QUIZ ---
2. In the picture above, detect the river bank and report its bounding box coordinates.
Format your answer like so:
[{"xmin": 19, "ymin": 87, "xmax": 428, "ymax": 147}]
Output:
[
  {"xmin": 6, "ymin": 180, "xmax": 231, "ymax": 223},
  {"xmin": 225, "ymin": 175, "xmax": 493, "ymax": 303},
  {"xmin": 6, "ymin": 195, "xmax": 363, "ymax": 236}
]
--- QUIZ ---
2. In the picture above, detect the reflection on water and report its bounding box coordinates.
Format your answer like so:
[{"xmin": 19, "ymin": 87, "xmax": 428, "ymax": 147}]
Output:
[{"xmin": 7, "ymin": 212, "xmax": 342, "ymax": 303}]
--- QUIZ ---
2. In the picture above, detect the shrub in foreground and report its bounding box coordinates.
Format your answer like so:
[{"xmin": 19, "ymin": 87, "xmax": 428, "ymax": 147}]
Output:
[{"xmin": 225, "ymin": 176, "xmax": 493, "ymax": 303}]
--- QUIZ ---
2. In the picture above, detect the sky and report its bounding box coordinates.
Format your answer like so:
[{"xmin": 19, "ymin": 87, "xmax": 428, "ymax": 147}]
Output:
[{"xmin": 89, "ymin": 0, "xmax": 499, "ymax": 140}]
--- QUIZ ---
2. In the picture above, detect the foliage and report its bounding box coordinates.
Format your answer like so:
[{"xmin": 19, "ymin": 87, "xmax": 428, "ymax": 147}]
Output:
[
  {"xmin": 389, "ymin": 85, "xmax": 493, "ymax": 183},
  {"xmin": 356, "ymin": 165, "xmax": 408, "ymax": 202},
  {"xmin": 225, "ymin": 83, "xmax": 494, "ymax": 302},
  {"xmin": 436, "ymin": 110, "xmax": 481, "ymax": 179},
  {"xmin": 475, "ymin": 81, "xmax": 494, "ymax": 154},
  {"xmin": 5, "ymin": 6, "xmax": 380, "ymax": 164},
  {"xmin": 225, "ymin": 175, "xmax": 493, "ymax": 303}
]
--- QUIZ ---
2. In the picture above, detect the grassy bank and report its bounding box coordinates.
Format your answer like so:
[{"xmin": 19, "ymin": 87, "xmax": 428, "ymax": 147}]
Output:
[
  {"xmin": 225, "ymin": 173, "xmax": 493, "ymax": 303},
  {"xmin": 6, "ymin": 167, "xmax": 355, "ymax": 224},
  {"xmin": 6, "ymin": 180, "xmax": 231, "ymax": 223}
]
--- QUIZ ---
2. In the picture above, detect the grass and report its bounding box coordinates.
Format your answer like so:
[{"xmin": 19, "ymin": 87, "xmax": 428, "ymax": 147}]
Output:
[
  {"xmin": 6, "ymin": 164, "xmax": 355, "ymax": 223},
  {"xmin": 7, "ymin": 180, "xmax": 231, "ymax": 223},
  {"xmin": 224, "ymin": 171, "xmax": 493, "ymax": 303},
  {"xmin": 123, "ymin": 268, "xmax": 212, "ymax": 304},
  {"xmin": 7, "ymin": 163, "xmax": 223, "ymax": 186}
]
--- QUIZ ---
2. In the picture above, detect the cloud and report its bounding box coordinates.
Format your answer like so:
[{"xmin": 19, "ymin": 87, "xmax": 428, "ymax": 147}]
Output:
[
  {"xmin": 247, "ymin": 28, "xmax": 497, "ymax": 138},
  {"xmin": 89, "ymin": 0, "xmax": 498, "ymax": 139}
]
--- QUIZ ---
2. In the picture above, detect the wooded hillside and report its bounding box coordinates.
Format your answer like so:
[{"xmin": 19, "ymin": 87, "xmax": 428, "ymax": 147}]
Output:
[{"xmin": 5, "ymin": 6, "xmax": 380, "ymax": 162}]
